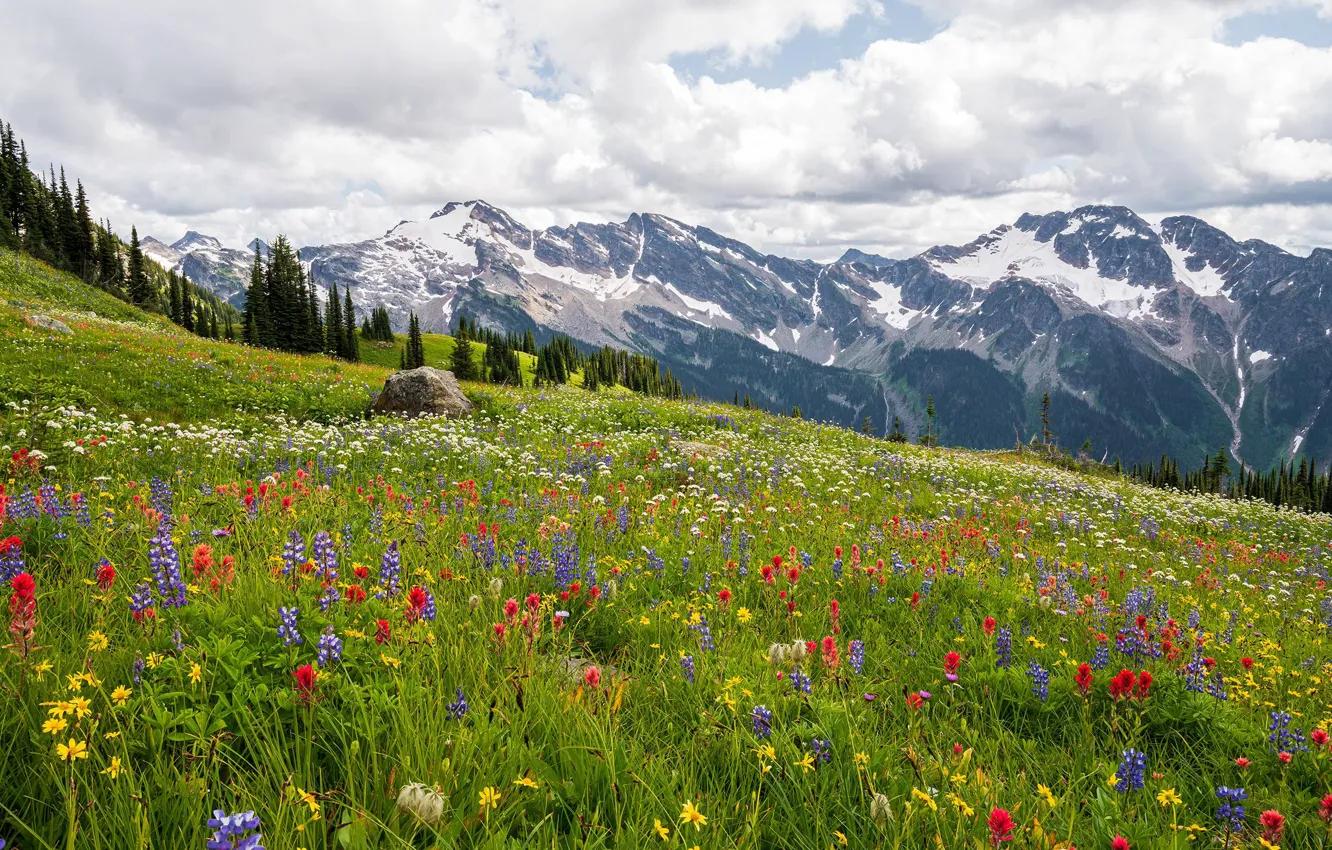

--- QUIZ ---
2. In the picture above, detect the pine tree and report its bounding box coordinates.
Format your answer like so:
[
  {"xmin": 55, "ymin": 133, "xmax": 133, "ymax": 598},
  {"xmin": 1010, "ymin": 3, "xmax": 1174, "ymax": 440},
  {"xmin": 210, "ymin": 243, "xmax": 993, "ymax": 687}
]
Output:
[
  {"xmin": 326, "ymin": 283, "xmax": 343, "ymax": 357},
  {"xmin": 73, "ymin": 180, "xmax": 93, "ymax": 279},
  {"xmin": 1039, "ymin": 392, "xmax": 1053, "ymax": 446},
  {"xmin": 127, "ymin": 226, "xmax": 152, "ymax": 306},
  {"xmin": 920, "ymin": 397, "xmax": 938, "ymax": 447},
  {"xmin": 450, "ymin": 327, "xmax": 476, "ymax": 379},
  {"xmin": 181, "ymin": 285, "xmax": 195, "ymax": 332},
  {"xmin": 343, "ymin": 288, "xmax": 359, "ymax": 362},
  {"xmin": 242, "ymin": 249, "xmax": 268, "ymax": 346},
  {"xmin": 169, "ymin": 273, "xmax": 183, "ymax": 325}
]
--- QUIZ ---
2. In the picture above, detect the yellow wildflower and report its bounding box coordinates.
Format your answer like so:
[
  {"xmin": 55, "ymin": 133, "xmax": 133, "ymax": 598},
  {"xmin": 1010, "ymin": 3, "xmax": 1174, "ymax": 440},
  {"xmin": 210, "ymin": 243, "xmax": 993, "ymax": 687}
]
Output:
[
  {"xmin": 1037, "ymin": 783, "xmax": 1058, "ymax": 807},
  {"xmin": 111, "ymin": 685, "xmax": 132, "ymax": 706},
  {"xmin": 57, "ymin": 739, "xmax": 89, "ymax": 761},
  {"xmin": 1156, "ymin": 788, "xmax": 1182, "ymax": 807},
  {"xmin": 736, "ymin": 607, "xmax": 752, "ymax": 623},
  {"xmin": 381, "ymin": 654, "xmax": 400, "ymax": 668},
  {"xmin": 513, "ymin": 776, "xmax": 540, "ymax": 789},
  {"xmin": 189, "ymin": 663, "xmax": 202, "ymax": 685},
  {"xmin": 42, "ymin": 717, "xmax": 69, "ymax": 735},
  {"xmin": 795, "ymin": 752, "xmax": 816, "ymax": 773},
  {"xmin": 679, "ymin": 800, "xmax": 707, "ymax": 830},
  {"xmin": 101, "ymin": 756, "xmax": 122, "ymax": 779},
  {"xmin": 87, "ymin": 631, "xmax": 109, "ymax": 652},
  {"xmin": 479, "ymin": 786, "xmax": 501, "ymax": 812},
  {"xmin": 654, "ymin": 819, "xmax": 670, "ymax": 841}
]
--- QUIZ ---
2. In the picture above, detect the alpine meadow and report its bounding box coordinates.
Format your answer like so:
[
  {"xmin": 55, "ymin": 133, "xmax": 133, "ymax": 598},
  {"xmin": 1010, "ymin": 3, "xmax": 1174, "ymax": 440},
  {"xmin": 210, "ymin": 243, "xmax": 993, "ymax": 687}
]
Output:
[{"xmin": 8, "ymin": 2, "xmax": 1332, "ymax": 848}]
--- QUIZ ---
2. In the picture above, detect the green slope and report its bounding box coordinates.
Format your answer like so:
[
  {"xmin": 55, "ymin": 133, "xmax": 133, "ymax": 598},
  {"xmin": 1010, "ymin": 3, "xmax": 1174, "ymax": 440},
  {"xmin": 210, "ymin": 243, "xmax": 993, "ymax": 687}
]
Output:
[
  {"xmin": 357, "ymin": 331, "xmax": 543, "ymax": 386},
  {"xmin": 0, "ymin": 249, "xmax": 390, "ymax": 422}
]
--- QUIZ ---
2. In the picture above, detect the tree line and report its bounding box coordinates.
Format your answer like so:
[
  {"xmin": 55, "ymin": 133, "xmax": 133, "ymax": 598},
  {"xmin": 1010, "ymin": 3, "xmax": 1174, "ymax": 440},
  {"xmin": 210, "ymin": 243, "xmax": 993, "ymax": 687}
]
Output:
[
  {"xmin": 0, "ymin": 118, "xmax": 238, "ymax": 340},
  {"xmin": 241, "ymin": 236, "xmax": 358, "ymax": 361}
]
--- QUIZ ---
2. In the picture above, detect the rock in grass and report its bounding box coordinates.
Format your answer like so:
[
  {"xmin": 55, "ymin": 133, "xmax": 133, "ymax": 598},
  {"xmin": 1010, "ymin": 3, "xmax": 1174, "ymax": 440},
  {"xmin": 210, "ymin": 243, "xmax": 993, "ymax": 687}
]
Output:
[
  {"xmin": 27, "ymin": 314, "xmax": 72, "ymax": 335},
  {"xmin": 371, "ymin": 367, "xmax": 472, "ymax": 419}
]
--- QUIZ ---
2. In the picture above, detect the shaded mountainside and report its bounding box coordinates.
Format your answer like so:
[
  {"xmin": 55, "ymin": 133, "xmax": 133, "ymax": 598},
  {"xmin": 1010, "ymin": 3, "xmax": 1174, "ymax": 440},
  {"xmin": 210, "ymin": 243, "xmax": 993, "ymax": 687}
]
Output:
[{"xmin": 159, "ymin": 201, "xmax": 1332, "ymax": 469}]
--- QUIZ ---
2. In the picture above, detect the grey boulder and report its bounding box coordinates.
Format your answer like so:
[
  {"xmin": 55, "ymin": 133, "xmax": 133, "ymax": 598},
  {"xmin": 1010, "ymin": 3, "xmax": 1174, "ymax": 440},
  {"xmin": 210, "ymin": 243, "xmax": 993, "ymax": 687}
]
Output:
[{"xmin": 370, "ymin": 367, "xmax": 472, "ymax": 418}]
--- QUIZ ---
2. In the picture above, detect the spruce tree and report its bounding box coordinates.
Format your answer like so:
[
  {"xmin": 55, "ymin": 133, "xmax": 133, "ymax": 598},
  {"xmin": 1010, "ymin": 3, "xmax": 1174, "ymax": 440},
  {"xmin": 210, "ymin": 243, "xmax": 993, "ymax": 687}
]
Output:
[
  {"xmin": 74, "ymin": 180, "xmax": 93, "ymax": 279},
  {"xmin": 450, "ymin": 326, "xmax": 476, "ymax": 380},
  {"xmin": 126, "ymin": 226, "xmax": 152, "ymax": 306},
  {"xmin": 343, "ymin": 288, "xmax": 359, "ymax": 362},
  {"xmin": 181, "ymin": 285, "xmax": 195, "ymax": 332},
  {"xmin": 169, "ymin": 273, "xmax": 183, "ymax": 325}
]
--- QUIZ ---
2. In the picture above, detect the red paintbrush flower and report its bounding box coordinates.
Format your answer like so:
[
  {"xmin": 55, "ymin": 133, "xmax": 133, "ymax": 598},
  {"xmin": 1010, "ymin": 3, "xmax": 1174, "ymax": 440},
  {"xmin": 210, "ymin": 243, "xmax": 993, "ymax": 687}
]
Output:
[
  {"xmin": 1074, "ymin": 662, "xmax": 1094, "ymax": 696},
  {"xmin": 1109, "ymin": 669, "xmax": 1136, "ymax": 700},
  {"xmin": 1260, "ymin": 810, "xmax": 1284, "ymax": 844},
  {"xmin": 292, "ymin": 663, "xmax": 318, "ymax": 703},
  {"xmin": 987, "ymin": 808, "xmax": 1015, "ymax": 844},
  {"xmin": 944, "ymin": 651, "xmax": 962, "ymax": 682}
]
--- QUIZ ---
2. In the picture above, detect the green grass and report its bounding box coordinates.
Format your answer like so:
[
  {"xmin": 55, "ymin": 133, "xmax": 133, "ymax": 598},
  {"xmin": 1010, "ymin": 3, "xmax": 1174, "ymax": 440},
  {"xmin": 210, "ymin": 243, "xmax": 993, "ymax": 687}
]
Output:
[
  {"xmin": 357, "ymin": 332, "xmax": 540, "ymax": 385},
  {"xmin": 1, "ymin": 250, "xmax": 1332, "ymax": 850},
  {"xmin": 0, "ymin": 249, "xmax": 391, "ymax": 422}
]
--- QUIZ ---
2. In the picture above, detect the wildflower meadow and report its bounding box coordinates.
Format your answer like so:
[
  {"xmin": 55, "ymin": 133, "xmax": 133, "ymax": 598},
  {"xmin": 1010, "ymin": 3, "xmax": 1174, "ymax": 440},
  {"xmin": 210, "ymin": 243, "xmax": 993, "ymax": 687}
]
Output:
[{"xmin": 2, "ymin": 255, "xmax": 1332, "ymax": 849}]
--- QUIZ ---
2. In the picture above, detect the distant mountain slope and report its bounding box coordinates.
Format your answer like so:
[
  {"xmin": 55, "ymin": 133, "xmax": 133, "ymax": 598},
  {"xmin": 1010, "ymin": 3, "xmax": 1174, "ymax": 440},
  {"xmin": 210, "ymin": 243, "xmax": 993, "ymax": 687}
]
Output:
[{"xmin": 161, "ymin": 202, "xmax": 1332, "ymax": 468}]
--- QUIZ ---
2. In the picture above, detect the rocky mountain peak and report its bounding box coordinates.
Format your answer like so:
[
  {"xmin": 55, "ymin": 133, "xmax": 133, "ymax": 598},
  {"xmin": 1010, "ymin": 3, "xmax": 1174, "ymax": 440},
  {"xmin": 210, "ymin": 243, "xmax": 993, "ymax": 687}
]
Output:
[{"xmin": 171, "ymin": 231, "xmax": 223, "ymax": 252}]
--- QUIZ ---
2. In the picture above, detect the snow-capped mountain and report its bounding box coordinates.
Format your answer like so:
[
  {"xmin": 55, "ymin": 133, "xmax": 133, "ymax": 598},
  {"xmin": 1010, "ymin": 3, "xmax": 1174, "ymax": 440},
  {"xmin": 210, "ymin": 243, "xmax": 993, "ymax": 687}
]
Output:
[
  {"xmin": 166, "ymin": 201, "xmax": 1332, "ymax": 469},
  {"xmin": 142, "ymin": 231, "xmax": 258, "ymax": 307}
]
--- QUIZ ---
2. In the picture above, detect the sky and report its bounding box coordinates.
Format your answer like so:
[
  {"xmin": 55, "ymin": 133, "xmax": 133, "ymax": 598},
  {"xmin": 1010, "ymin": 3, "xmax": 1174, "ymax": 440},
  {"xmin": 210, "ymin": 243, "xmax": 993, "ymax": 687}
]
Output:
[{"xmin": 6, "ymin": 0, "xmax": 1332, "ymax": 261}]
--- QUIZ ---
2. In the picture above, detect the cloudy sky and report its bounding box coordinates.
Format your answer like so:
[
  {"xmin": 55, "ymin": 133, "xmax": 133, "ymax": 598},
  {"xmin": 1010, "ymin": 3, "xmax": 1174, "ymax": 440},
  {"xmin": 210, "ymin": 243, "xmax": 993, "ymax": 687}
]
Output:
[{"xmin": 6, "ymin": 0, "xmax": 1332, "ymax": 260}]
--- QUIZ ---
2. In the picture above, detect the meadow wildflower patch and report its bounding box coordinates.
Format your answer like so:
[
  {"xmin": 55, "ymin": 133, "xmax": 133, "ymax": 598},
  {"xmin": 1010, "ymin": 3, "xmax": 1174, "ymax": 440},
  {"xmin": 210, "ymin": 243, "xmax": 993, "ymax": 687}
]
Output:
[{"xmin": 0, "ymin": 387, "xmax": 1331, "ymax": 848}]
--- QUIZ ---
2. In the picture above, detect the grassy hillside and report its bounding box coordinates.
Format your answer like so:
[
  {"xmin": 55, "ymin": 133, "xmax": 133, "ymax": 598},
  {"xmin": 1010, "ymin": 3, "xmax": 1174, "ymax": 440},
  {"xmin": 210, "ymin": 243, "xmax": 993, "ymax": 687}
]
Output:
[
  {"xmin": 1, "ymin": 251, "xmax": 1331, "ymax": 850},
  {"xmin": 0, "ymin": 249, "xmax": 390, "ymax": 422},
  {"xmin": 358, "ymin": 330, "xmax": 556, "ymax": 387}
]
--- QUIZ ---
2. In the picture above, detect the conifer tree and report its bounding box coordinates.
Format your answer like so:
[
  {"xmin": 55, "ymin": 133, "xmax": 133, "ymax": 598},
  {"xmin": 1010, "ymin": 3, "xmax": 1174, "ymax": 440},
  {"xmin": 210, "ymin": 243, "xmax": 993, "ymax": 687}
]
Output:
[
  {"xmin": 127, "ymin": 226, "xmax": 152, "ymax": 306},
  {"xmin": 450, "ymin": 323, "xmax": 476, "ymax": 379},
  {"xmin": 343, "ymin": 288, "xmax": 359, "ymax": 362},
  {"xmin": 169, "ymin": 273, "xmax": 183, "ymax": 325},
  {"xmin": 181, "ymin": 285, "xmax": 195, "ymax": 332}
]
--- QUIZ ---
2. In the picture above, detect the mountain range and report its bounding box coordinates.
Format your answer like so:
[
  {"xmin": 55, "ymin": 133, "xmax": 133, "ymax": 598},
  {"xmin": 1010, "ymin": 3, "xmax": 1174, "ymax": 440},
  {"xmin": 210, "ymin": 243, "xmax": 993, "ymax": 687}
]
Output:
[{"xmin": 146, "ymin": 202, "xmax": 1332, "ymax": 470}]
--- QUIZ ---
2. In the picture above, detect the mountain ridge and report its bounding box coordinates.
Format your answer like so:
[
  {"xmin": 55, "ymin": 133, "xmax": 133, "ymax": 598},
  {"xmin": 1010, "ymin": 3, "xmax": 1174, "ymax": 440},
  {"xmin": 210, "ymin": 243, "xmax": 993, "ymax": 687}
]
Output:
[{"xmin": 151, "ymin": 200, "xmax": 1332, "ymax": 470}]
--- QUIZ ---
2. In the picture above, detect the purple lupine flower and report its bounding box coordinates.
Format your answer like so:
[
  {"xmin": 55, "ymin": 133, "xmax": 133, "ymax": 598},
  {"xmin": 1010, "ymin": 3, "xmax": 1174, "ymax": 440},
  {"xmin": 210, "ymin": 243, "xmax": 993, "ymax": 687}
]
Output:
[
  {"xmin": 129, "ymin": 581, "xmax": 154, "ymax": 619},
  {"xmin": 0, "ymin": 538, "xmax": 24, "ymax": 582},
  {"xmin": 848, "ymin": 639, "xmax": 865, "ymax": 675},
  {"xmin": 316, "ymin": 626, "xmax": 342, "ymax": 666},
  {"xmin": 811, "ymin": 737, "xmax": 831, "ymax": 764},
  {"xmin": 378, "ymin": 540, "xmax": 401, "ymax": 598},
  {"xmin": 688, "ymin": 616, "xmax": 715, "ymax": 651},
  {"xmin": 318, "ymin": 584, "xmax": 340, "ymax": 612},
  {"xmin": 447, "ymin": 687, "xmax": 468, "ymax": 720},
  {"xmin": 132, "ymin": 656, "xmax": 145, "ymax": 684},
  {"xmin": 422, "ymin": 587, "xmax": 436, "ymax": 621},
  {"xmin": 281, "ymin": 530, "xmax": 305, "ymax": 577},
  {"xmin": 995, "ymin": 626, "xmax": 1012, "ymax": 668},
  {"xmin": 278, "ymin": 606, "xmax": 302, "ymax": 646},
  {"xmin": 205, "ymin": 809, "xmax": 264, "ymax": 850},
  {"xmin": 751, "ymin": 705, "xmax": 772, "ymax": 739},
  {"xmin": 148, "ymin": 520, "xmax": 187, "ymax": 608},
  {"xmin": 1115, "ymin": 748, "xmax": 1146, "ymax": 793},
  {"xmin": 1027, "ymin": 660, "xmax": 1049, "ymax": 702},
  {"xmin": 1090, "ymin": 642, "xmax": 1110, "ymax": 670},
  {"xmin": 680, "ymin": 655, "xmax": 695, "ymax": 684},
  {"xmin": 1215, "ymin": 786, "xmax": 1247, "ymax": 831},
  {"xmin": 790, "ymin": 667, "xmax": 811, "ymax": 695},
  {"xmin": 1268, "ymin": 710, "xmax": 1307, "ymax": 753},
  {"xmin": 311, "ymin": 530, "xmax": 338, "ymax": 582}
]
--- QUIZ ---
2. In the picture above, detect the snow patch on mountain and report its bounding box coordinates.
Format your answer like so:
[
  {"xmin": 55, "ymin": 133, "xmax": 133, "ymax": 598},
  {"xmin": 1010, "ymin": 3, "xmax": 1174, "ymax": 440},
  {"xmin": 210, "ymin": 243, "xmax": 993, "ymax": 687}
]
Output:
[
  {"xmin": 930, "ymin": 225, "xmax": 1160, "ymax": 313},
  {"xmin": 1160, "ymin": 237, "xmax": 1229, "ymax": 298},
  {"xmin": 1250, "ymin": 350, "xmax": 1272, "ymax": 363}
]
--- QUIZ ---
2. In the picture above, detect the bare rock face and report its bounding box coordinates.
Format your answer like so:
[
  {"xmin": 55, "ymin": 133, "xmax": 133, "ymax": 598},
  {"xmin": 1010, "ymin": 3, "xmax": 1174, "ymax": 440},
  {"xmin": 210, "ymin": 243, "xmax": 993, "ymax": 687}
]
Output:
[{"xmin": 370, "ymin": 367, "xmax": 472, "ymax": 418}]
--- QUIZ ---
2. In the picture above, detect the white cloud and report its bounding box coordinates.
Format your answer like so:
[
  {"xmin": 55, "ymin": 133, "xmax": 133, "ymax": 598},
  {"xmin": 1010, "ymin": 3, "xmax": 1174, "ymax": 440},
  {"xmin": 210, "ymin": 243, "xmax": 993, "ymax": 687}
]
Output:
[{"xmin": 3, "ymin": 0, "xmax": 1332, "ymax": 262}]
